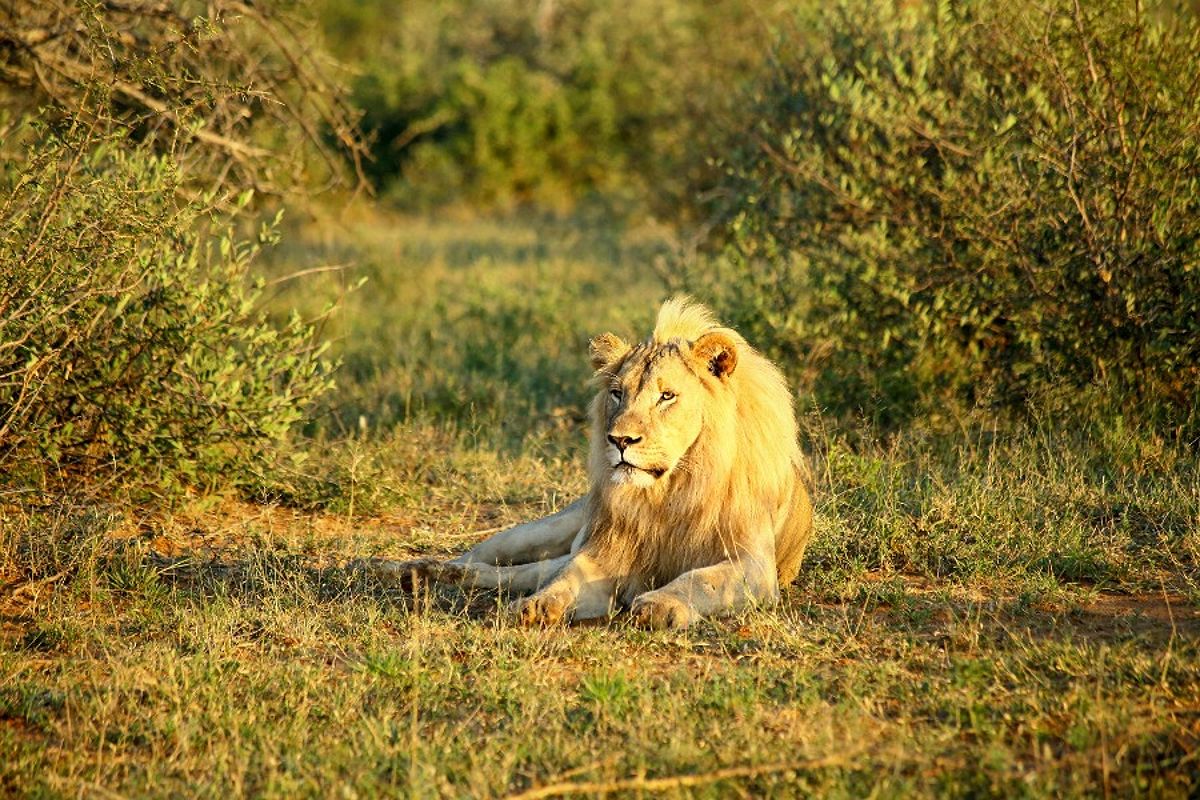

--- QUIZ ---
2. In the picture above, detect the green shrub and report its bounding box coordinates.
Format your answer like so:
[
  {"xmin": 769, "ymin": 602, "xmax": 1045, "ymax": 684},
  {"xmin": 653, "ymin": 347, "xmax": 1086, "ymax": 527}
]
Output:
[
  {"xmin": 688, "ymin": 0, "xmax": 1200, "ymax": 427},
  {"xmin": 0, "ymin": 0, "xmax": 366, "ymax": 196},
  {"xmin": 316, "ymin": 0, "xmax": 778, "ymax": 215},
  {"xmin": 0, "ymin": 123, "xmax": 333, "ymax": 495}
]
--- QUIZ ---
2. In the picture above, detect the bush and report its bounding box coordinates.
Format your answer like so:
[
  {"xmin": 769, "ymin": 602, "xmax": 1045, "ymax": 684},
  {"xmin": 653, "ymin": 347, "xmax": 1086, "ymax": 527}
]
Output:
[
  {"xmin": 689, "ymin": 0, "xmax": 1200, "ymax": 427},
  {"xmin": 316, "ymin": 0, "xmax": 779, "ymax": 215},
  {"xmin": 0, "ymin": 123, "xmax": 333, "ymax": 495},
  {"xmin": 0, "ymin": 0, "xmax": 366, "ymax": 196}
]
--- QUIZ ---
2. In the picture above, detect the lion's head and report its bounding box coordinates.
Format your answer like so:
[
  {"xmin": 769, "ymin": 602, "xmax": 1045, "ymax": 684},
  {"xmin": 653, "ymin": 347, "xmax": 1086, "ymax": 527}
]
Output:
[
  {"xmin": 587, "ymin": 321, "xmax": 738, "ymax": 490},
  {"xmin": 585, "ymin": 296, "xmax": 799, "ymax": 498}
]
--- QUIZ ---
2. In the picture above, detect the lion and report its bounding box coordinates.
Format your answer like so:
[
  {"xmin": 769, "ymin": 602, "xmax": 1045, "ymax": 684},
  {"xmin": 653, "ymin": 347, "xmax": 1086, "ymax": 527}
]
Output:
[{"xmin": 386, "ymin": 297, "xmax": 813, "ymax": 629}]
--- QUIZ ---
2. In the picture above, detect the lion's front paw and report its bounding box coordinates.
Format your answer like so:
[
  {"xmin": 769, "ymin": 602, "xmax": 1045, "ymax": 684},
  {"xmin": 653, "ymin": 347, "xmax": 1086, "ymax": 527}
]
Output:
[
  {"xmin": 356, "ymin": 557, "xmax": 440, "ymax": 591},
  {"xmin": 510, "ymin": 590, "xmax": 573, "ymax": 626},
  {"xmin": 630, "ymin": 592, "xmax": 695, "ymax": 630},
  {"xmin": 424, "ymin": 561, "xmax": 470, "ymax": 583}
]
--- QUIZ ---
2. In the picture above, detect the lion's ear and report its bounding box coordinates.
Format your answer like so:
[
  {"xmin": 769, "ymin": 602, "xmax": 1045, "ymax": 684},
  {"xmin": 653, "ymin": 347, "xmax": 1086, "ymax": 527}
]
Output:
[
  {"xmin": 589, "ymin": 332, "xmax": 630, "ymax": 371},
  {"xmin": 692, "ymin": 331, "xmax": 738, "ymax": 379}
]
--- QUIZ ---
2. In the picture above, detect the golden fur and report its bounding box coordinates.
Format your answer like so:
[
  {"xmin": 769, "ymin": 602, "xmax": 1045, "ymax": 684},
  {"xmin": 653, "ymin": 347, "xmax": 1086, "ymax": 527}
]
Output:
[
  {"xmin": 393, "ymin": 297, "xmax": 814, "ymax": 628},
  {"xmin": 584, "ymin": 297, "xmax": 812, "ymax": 590}
]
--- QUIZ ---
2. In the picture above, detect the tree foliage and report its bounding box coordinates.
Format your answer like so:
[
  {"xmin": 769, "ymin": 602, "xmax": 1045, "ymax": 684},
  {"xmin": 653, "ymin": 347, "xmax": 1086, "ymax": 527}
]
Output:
[
  {"xmin": 689, "ymin": 0, "xmax": 1200, "ymax": 427},
  {"xmin": 316, "ymin": 0, "xmax": 781, "ymax": 215},
  {"xmin": 0, "ymin": 1, "xmax": 356, "ymax": 496},
  {"xmin": 0, "ymin": 0, "xmax": 367, "ymax": 196},
  {"xmin": 0, "ymin": 123, "xmax": 334, "ymax": 494}
]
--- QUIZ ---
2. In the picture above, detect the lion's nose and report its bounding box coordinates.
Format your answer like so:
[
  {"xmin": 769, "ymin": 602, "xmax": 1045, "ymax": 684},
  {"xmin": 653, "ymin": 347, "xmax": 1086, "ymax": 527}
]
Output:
[{"xmin": 608, "ymin": 434, "xmax": 642, "ymax": 451}]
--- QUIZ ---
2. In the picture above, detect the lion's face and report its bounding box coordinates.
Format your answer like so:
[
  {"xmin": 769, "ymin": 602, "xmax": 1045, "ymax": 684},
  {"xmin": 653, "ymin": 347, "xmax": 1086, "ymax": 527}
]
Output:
[{"xmin": 590, "ymin": 331, "xmax": 738, "ymax": 489}]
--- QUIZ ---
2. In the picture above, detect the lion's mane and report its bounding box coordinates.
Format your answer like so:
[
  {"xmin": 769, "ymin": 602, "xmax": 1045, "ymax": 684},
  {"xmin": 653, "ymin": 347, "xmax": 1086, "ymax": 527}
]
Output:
[{"xmin": 584, "ymin": 298, "xmax": 813, "ymax": 588}]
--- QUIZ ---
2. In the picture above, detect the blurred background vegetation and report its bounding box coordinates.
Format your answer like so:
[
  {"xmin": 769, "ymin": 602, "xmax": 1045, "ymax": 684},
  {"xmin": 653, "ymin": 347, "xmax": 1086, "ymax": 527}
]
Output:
[
  {"xmin": 313, "ymin": 0, "xmax": 781, "ymax": 218},
  {"xmin": 1, "ymin": 0, "xmax": 1199, "ymax": 510}
]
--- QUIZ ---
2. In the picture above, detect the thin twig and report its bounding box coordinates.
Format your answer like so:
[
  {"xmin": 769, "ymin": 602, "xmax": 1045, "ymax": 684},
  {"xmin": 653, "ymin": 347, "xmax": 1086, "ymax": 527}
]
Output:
[
  {"xmin": 505, "ymin": 754, "xmax": 856, "ymax": 800},
  {"xmin": 7, "ymin": 569, "xmax": 69, "ymax": 599},
  {"xmin": 264, "ymin": 263, "xmax": 351, "ymax": 287}
]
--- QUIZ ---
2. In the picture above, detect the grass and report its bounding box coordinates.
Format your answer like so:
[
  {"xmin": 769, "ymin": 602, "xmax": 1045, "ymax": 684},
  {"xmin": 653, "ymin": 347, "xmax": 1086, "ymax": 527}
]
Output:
[
  {"xmin": 265, "ymin": 210, "xmax": 668, "ymax": 443},
  {"xmin": 2, "ymin": 213, "xmax": 1198, "ymax": 797}
]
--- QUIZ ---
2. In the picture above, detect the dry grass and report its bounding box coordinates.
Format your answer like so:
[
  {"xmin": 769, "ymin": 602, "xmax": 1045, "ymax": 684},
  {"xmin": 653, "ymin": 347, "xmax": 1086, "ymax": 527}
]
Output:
[{"xmin": 2, "ymin": 495, "xmax": 1197, "ymax": 798}]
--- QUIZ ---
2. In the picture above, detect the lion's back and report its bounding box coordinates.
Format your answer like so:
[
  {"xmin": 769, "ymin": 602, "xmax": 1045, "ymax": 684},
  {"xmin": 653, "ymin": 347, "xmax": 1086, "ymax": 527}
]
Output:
[
  {"xmin": 728, "ymin": 350, "xmax": 813, "ymax": 585},
  {"xmin": 773, "ymin": 461, "xmax": 814, "ymax": 585}
]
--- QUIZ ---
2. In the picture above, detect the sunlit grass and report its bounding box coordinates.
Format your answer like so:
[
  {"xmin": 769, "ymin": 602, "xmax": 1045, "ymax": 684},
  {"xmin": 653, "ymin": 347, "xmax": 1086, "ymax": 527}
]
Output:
[{"xmin": 2, "ymin": 214, "xmax": 1197, "ymax": 797}]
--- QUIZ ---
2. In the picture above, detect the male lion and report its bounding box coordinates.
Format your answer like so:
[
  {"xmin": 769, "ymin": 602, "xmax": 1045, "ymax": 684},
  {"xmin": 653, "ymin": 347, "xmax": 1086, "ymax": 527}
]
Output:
[{"xmin": 392, "ymin": 297, "xmax": 813, "ymax": 629}]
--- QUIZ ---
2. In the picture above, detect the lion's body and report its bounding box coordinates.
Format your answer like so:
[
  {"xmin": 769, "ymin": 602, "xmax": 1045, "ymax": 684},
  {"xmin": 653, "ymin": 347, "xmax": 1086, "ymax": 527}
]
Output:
[
  {"xmin": 583, "ymin": 299, "xmax": 812, "ymax": 594},
  {"xmin": 396, "ymin": 298, "xmax": 814, "ymax": 629}
]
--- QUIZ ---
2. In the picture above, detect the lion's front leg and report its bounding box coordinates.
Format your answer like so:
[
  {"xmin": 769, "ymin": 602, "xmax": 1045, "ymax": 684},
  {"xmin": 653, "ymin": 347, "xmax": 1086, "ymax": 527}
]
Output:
[
  {"xmin": 630, "ymin": 550, "xmax": 779, "ymax": 630},
  {"xmin": 427, "ymin": 554, "xmax": 571, "ymax": 594},
  {"xmin": 510, "ymin": 551, "xmax": 619, "ymax": 626},
  {"xmin": 452, "ymin": 497, "xmax": 587, "ymax": 567},
  {"xmin": 362, "ymin": 499, "xmax": 586, "ymax": 595}
]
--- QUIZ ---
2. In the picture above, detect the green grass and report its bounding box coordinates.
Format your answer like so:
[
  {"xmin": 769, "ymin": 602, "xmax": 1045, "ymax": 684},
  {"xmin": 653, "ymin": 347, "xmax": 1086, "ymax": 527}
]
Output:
[
  {"xmin": 2, "ymin": 214, "xmax": 1198, "ymax": 797},
  {"xmin": 264, "ymin": 212, "xmax": 668, "ymax": 443}
]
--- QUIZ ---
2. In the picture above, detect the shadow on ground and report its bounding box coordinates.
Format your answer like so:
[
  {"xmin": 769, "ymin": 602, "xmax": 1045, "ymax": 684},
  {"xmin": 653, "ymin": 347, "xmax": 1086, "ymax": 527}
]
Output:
[{"xmin": 141, "ymin": 551, "xmax": 1200, "ymax": 646}]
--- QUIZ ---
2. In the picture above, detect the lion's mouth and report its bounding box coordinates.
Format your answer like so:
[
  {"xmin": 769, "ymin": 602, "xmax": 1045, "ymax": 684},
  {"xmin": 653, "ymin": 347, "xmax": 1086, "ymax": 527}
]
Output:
[{"xmin": 615, "ymin": 460, "xmax": 667, "ymax": 479}]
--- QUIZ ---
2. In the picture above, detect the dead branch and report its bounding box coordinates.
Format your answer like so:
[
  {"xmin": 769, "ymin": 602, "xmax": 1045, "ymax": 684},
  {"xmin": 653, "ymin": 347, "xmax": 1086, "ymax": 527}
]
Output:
[{"xmin": 0, "ymin": 0, "xmax": 367, "ymax": 196}]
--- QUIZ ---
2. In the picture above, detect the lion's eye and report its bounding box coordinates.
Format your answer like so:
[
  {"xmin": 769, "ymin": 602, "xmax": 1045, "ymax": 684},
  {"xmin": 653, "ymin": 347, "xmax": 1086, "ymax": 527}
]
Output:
[
  {"xmin": 659, "ymin": 391, "xmax": 676, "ymax": 403},
  {"xmin": 610, "ymin": 389, "xmax": 622, "ymax": 402}
]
